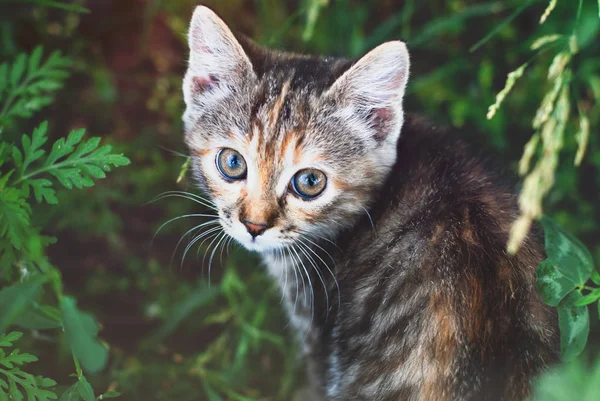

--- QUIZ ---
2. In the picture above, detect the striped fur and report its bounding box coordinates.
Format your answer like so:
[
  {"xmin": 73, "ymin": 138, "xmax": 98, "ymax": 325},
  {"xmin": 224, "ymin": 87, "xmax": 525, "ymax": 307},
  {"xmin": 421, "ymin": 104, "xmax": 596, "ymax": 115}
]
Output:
[{"xmin": 182, "ymin": 6, "xmax": 558, "ymax": 400}]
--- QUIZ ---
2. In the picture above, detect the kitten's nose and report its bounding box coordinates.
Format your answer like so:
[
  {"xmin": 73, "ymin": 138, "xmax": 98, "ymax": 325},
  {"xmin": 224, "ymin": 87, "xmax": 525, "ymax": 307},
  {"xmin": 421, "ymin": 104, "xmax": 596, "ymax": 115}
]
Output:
[{"xmin": 242, "ymin": 220, "xmax": 269, "ymax": 238}]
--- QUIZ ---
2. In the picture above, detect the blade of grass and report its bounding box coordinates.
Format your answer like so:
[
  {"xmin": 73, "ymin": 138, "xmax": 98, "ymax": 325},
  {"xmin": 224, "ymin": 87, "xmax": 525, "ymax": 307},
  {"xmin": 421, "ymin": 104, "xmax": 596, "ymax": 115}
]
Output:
[
  {"xmin": 470, "ymin": 0, "xmax": 539, "ymax": 52},
  {"xmin": 410, "ymin": 2, "xmax": 506, "ymax": 47}
]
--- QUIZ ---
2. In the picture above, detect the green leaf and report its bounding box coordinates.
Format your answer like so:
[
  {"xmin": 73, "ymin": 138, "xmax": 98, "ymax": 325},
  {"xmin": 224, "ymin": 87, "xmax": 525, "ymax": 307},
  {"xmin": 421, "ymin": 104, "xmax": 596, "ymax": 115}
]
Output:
[
  {"xmin": 18, "ymin": 127, "xmax": 130, "ymax": 195},
  {"xmin": 0, "ymin": 275, "xmax": 47, "ymax": 332},
  {"xmin": 9, "ymin": 379, "xmax": 23, "ymax": 401},
  {"xmin": 0, "ymin": 48, "xmax": 71, "ymax": 126},
  {"xmin": 58, "ymin": 384, "xmax": 79, "ymax": 401},
  {"xmin": 35, "ymin": 376, "xmax": 57, "ymax": 388},
  {"xmin": 535, "ymin": 259, "xmax": 578, "ymax": 306},
  {"xmin": 10, "ymin": 53, "xmax": 26, "ymax": 87},
  {"xmin": 0, "ymin": 187, "xmax": 32, "ymax": 250},
  {"xmin": 0, "ymin": 332, "xmax": 22, "ymax": 347},
  {"xmin": 28, "ymin": 46, "xmax": 43, "ymax": 76},
  {"xmin": 147, "ymin": 282, "xmax": 219, "ymax": 344},
  {"xmin": 541, "ymin": 216, "xmax": 593, "ymax": 286},
  {"xmin": 531, "ymin": 357, "xmax": 600, "ymax": 401},
  {"xmin": 557, "ymin": 291, "xmax": 590, "ymax": 361},
  {"xmin": 12, "ymin": 147, "xmax": 23, "ymax": 170},
  {"xmin": 202, "ymin": 382, "xmax": 224, "ymax": 401},
  {"xmin": 591, "ymin": 269, "xmax": 600, "ymax": 286},
  {"xmin": 13, "ymin": 304, "xmax": 63, "ymax": 330},
  {"xmin": 75, "ymin": 376, "xmax": 94, "ymax": 401},
  {"xmin": 0, "ymin": 349, "xmax": 37, "ymax": 368},
  {"xmin": 22, "ymin": 121, "xmax": 49, "ymax": 173},
  {"xmin": 60, "ymin": 297, "xmax": 108, "ymax": 374},
  {"xmin": 0, "ymin": 63, "xmax": 8, "ymax": 95},
  {"xmin": 0, "ymin": 331, "xmax": 57, "ymax": 401},
  {"xmin": 574, "ymin": 288, "xmax": 600, "ymax": 306},
  {"xmin": 28, "ymin": 179, "xmax": 58, "ymax": 204},
  {"xmin": 44, "ymin": 128, "xmax": 86, "ymax": 167}
]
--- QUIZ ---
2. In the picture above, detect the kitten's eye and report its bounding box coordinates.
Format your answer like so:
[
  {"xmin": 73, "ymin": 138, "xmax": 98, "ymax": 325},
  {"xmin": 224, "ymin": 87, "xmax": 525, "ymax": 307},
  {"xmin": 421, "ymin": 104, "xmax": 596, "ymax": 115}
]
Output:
[
  {"xmin": 216, "ymin": 148, "xmax": 247, "ymax": 181},
  {"xmin": 291, "ymin": 169, "xmax": 327, "ymax": 199}
]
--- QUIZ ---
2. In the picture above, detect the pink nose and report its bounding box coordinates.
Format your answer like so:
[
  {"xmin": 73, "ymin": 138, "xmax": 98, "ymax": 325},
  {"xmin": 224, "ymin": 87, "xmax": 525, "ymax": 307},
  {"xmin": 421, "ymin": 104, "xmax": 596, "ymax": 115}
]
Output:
[{"xmin": 242, "ymin": 220, "xmax": 269, "ymax": 238}]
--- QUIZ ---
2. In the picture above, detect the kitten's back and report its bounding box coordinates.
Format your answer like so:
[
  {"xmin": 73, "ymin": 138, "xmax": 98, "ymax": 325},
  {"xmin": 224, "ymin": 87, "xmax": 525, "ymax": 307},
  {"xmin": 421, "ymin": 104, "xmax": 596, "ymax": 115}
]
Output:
[{"xmin": 322, "ymin": 114, "xmax": 559, "ymax": 401}]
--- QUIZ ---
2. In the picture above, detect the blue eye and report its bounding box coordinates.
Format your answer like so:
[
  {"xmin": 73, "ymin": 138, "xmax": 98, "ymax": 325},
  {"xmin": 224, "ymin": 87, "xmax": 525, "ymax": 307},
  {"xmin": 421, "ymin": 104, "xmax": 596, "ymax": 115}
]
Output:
[
  {"xmin": 216, "ymin": 148, "xmax": 247, "ymax": 181},
  {"xmin": 291, "ymin": 169, "xmax": 327, "ymax": 199}
]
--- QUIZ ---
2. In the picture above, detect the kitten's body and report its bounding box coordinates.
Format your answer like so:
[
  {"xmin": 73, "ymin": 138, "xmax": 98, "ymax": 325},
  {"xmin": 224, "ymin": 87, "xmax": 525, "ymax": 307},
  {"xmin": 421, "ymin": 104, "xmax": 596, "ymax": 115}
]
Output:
[
  {"xmin": 182, "ymin": 7, "xmax": 558, "ymax": 400},
  {"xmin": 266, "ymin": 115, "xmax": 558, "ymax": 401}
]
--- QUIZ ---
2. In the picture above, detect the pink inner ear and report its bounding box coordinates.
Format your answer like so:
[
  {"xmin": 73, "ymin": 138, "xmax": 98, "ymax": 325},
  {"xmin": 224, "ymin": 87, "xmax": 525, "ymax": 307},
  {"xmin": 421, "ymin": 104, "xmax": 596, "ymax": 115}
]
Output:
[
  {"xmin": 191, "ymin": 76, "xmax": 217, "ymax": 95},
  {"xmin": 190, "ymin": 23, "xmax": 214, "ymax": 54},
  {"xmin": 370, "ymin": 107, "xmax": 395, "ymax": 142}
]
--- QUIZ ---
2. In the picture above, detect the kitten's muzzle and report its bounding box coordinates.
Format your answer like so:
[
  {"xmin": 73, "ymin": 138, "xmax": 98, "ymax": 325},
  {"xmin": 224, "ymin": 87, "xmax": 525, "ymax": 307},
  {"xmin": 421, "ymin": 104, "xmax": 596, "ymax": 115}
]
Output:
[{"xmin": 242, "ymin": 220, "xmax": 270, "ymax": 238}]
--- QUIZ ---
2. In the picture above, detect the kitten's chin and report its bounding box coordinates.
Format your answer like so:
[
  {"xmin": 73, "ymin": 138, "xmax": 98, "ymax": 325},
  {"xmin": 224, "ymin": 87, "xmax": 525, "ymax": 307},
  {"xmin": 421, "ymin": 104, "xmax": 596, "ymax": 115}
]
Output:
[
  {"xmin": 227, "ymin": 231, "xmax": 285, "ymax": 254},
  {"xmin": 237, "ymin": 239, "xmax": 284, "ymax": 254}
]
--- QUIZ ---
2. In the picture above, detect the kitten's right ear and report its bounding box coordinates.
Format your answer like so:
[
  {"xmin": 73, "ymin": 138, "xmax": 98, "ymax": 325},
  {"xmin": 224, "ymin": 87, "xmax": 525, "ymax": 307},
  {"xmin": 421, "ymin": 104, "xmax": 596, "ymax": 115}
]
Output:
[{"xmin": 183, "ymin": 6, "xmax": 254, "ymax": 107}]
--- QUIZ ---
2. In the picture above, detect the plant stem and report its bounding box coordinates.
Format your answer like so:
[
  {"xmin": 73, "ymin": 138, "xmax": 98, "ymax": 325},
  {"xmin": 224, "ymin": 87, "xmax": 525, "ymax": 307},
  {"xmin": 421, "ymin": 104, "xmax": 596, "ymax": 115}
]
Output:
[{"xmin": 15, "ymin": 154, "xmax": 98, "ymax": 184}]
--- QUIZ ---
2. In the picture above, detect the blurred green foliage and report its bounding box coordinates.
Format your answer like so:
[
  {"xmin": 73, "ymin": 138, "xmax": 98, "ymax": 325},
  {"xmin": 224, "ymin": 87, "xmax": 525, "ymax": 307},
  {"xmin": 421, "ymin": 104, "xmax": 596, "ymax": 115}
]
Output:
[{"xmin": 0, "ymin": 0, "xmax": 599, "ymax": 400}]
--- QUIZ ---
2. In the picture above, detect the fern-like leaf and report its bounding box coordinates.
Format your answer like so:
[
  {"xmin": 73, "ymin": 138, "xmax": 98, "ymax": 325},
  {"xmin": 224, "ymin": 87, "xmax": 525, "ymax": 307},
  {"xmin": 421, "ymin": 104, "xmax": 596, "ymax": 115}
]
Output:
[
  {"xmin": 14, "ymin": 121, "xmax": 130, "ymax": 203},
  {"xmin": 0, "ymin": 47, "xmax": 70, "ymax": 127},
  {"xmin": 0, "ymin": 187, "xmax": 31, "ymax": 250},
  {"xmin": 0, "ymin": 332, "xmax": 57, "ymax": 401}
]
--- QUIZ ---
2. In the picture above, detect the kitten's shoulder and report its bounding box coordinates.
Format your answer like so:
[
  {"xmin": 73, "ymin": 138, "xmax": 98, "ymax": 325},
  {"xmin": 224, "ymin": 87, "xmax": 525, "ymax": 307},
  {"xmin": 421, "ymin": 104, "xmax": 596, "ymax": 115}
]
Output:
[
  {"xmin": 394, "ymin": 113, "xmax": 511, "ymax": 200},
  {"xmin": 382, "ymin": 113, "xmax": 525, "ymax": 247},
  {"xmin": 396, "ymin": 113, "xmax": 479, "ymax": 170}
]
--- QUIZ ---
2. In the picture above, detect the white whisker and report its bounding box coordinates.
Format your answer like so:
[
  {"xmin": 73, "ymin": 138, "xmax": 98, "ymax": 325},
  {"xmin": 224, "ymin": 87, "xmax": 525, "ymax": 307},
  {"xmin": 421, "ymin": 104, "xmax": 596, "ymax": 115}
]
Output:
[
  {"xmin": 168, "ymin": 220, "xmax": 220, "ymax": 266},
  {"xmin": 283, "ymin": 245, "xmax": 301, "ymax": 324},
  {"xmin": 153, "ymin": 213, "xmax": 219, "ymax": 245},
  {"xmin": 181, "ymin": 226, "xmax": 221, "ymax": 267},
  {"xmin": 149, "ymin": 191, "xmax": 218, "ymax": 211},
  {"xmin": 202, "ymin": 231, "xmax": 227, "ymax": 286},
  {"xmin": 289, "ymin": 244, "xmax": 315, "ymax": 338},
  {"xmin": 362, "ymin": 206, "xmax": 375, "ymax": 232},
  {"xmin": 299, "ymin": 229, "xmax": 343, "ymax": 253},
  {"xmin": 299, "ymin": 237, "xmax": 341, "ymax": 317},
  {"xmin": 297, "ymin": 241, "xmax": 330, "ymax": 321},
  {"xmin": 220, "ymin": 235, "xmax": 233, "ymax": 265},
  {"xmin": 288, "ymin": 244, "xmax": 307, "ymax": 317},
  {"xmin": 207, "ymin": 232, "xmax": 228, "ymax": 287}
]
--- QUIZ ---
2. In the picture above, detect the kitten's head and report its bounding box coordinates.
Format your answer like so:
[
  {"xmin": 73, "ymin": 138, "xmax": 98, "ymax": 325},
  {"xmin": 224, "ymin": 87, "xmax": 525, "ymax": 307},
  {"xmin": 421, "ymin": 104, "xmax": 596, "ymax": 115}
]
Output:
[{"xmin": 182, "ymin": 6, "xmax": 409, "ymax": 253}]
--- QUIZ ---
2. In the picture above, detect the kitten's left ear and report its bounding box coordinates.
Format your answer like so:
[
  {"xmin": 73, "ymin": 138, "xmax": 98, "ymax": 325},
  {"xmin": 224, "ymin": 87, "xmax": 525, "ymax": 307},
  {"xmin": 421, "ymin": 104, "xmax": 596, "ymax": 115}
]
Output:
[
  {"xmin": 326, "ymin": 41, "xmax": 410, "ymax": 143},
  {"xmin": 183, "ymin": 6, "xmax": 255, "ymax": 107}
]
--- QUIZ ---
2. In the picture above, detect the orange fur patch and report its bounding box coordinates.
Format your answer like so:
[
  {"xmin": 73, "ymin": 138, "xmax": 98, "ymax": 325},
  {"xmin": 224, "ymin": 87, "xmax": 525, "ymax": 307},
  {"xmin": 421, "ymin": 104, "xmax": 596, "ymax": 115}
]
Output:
[{"xmin": 421, "ymin": 290, "xmax": 456, "ymax": 401}]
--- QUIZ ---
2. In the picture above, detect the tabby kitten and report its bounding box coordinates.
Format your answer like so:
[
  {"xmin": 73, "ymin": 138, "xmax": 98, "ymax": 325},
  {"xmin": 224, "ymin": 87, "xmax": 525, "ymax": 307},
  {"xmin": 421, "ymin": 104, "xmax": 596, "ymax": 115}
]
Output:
[{"xmin": 181, "ymin": 6, "xmax": 559, "ymax": 401}]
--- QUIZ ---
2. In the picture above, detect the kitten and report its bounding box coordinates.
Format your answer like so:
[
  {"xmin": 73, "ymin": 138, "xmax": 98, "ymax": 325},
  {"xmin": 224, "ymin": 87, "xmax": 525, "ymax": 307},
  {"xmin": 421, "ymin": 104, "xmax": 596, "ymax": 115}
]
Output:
[{"xmin": 181, "ymin": 6, "xmax": 559, "ymax": 401}]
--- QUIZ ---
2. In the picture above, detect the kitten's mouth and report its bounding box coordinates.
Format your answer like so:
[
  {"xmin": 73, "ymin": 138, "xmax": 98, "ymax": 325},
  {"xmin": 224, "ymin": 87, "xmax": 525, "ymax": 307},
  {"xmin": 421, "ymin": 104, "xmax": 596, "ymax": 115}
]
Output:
[
  {"xmin": 218, "ymin": 218, "xmax": 296, "ymax": 254},
  {"xmin": 225, "ymin": 227, "xmax": 284, "ymax": 253}
]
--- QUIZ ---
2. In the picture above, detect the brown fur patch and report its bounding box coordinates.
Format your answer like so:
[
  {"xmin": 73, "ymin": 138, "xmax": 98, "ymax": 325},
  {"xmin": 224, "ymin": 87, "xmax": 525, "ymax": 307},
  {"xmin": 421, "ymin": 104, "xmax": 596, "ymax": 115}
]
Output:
[
  {"xmin": 461, "ymin": 272, "xmax": 485, "ymax": 346},
  {"xmin": 461, "ymin": 207, "xmax": 477, "ymax": 245},
  {"xmin": 240, "ymin": 199, "xmax": 280, "ymax": 227},
  {"xmin": 267, "ymin": 80, "xmax": 291, "ymax": 133},
  {"xmin": 431, "ymin": 224, "xmax": 445, "ymax": 243},
  {"xmin": 193, "ymin": 149, "xmax": 211, "ymax": 157},
  {"xmin": 334, "ymin": 179, "xmax": 354, "ymax": 191},
  {"xmin": 421, "ymin": 290, "xmax": 455, "ymax": 401}
]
